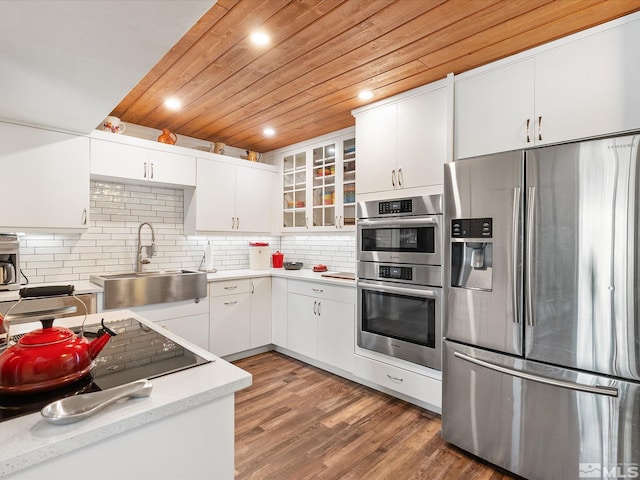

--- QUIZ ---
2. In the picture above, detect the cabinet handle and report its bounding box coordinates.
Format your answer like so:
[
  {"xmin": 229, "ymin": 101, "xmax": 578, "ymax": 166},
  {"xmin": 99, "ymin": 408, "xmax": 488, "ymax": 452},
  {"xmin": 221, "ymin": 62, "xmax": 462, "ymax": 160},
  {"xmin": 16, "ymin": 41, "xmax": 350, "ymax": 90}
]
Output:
[
  {"xmin": 398, "ymin": 168, "xmax": 403, "ymax": 187},
  {"xmin": 306, "ymin": 217, "xmax": 309, "ymax": 229},
  {"xmin": 538, "ymin": 115, "xmax": 543, "ymax": 141},
  {"xmin": 340, "ymin": 215, "xmax": 343, "ymax": 228},
  {"xmin": 224, "ymin": 285, "xmax": 238, "ymax": 290},
  {"xmin": 81, "ymin": 208, "xmax": 87, "ymax": 225},
  {"xmin": 144, "ymin": 161, "xmax": 148, "ymax": 178},
  {"xmin": 335, "ymin": 216, "xmax": 339, "ymax": 229},
  {"xmin": 236, "ymin": 217, "xmax": 239, "ymax": 230},
  {"xmin": 317, "ymin": 301, "xmax": 321, "ymax": 316},
  {"xmin": 224, "ymin": 301, "xmax": 238, "ymax": 306},
  {"xmin": 312, "ymin": 288, "xmax": 323, "ymax": 294},
  {"xmin": 231, "ymin": 217, "xmax": 235, "ymax": 229},
  {"xmin": 150, "ymin": 162, "xmax": 154, "ymax": 179},
  {"xmin": 386, "ymin": 374, "xmax": 404, "ymax": 383},
  {"xmin": 313, "ymin": 300, "xmax": 317, "ymax": 315},
  {"xmin": 391, "ymin": 169, "xmax": 396, "ymax": 187},
  {"xmin": 251, "ymin": 281, "xmax": 254, "ymax": 294},
  {"xmin": 526, "ymin": 118, "xmax": 531, "ymax": 143}
]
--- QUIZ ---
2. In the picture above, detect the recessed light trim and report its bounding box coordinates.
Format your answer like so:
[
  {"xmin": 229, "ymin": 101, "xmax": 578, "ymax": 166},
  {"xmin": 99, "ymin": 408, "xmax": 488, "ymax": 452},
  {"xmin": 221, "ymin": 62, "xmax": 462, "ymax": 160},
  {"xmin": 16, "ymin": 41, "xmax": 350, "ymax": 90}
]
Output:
[
  {"xmin": 250, "ymin": 31, "xmax": 270, "ymax": 46},
  {"xmin": 358, "ymin": 90, "xmax": 374, "ymax": 100},
  {"xmin": 263, "ymin": 127, "xmax": 275, "ymax": 137},
  {"xmin": 164, "ymin": 97, "xmax": 182, "ymax": 110}
]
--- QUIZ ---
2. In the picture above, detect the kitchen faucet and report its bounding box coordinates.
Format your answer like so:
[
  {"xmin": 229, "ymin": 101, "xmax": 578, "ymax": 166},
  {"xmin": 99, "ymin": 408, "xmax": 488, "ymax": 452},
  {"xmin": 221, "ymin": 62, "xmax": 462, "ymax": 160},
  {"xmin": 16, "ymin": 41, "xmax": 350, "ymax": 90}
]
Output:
[{"xmin": 136, "ymin": 222, "xmax": 156, "ymax": 272}]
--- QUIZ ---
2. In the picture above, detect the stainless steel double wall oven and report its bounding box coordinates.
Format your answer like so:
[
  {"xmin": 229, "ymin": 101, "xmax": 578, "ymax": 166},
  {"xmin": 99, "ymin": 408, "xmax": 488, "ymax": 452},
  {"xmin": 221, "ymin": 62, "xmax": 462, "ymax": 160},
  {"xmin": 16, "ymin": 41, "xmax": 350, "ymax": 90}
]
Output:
[{"xmin": 357, "ymin": 195, "xmax": 443, "ymax": 369}]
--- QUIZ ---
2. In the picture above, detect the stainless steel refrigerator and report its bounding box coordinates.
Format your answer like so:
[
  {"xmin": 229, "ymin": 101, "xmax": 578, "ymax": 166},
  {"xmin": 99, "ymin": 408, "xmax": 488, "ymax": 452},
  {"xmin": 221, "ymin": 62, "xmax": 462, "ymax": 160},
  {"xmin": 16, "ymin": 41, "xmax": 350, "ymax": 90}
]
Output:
[{"xmin": 443, "ymin": 134, "xmax": 640, "ymax": 480}]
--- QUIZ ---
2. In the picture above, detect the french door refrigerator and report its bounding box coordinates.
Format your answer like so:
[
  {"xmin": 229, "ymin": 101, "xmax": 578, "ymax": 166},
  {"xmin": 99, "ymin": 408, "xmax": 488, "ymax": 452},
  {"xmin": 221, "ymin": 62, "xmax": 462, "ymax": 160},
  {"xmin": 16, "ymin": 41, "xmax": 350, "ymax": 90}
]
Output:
[{"xmin": 443, "ymin": 134, "xmax": 640, "ymax": 480}]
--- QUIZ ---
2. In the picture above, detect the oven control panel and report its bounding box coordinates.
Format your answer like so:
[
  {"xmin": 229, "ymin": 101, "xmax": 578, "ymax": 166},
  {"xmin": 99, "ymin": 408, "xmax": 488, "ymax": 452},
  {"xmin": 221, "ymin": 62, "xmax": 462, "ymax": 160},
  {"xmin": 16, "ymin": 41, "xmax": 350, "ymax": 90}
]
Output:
[
  {"xmin": 378, "ymin": 265, "xmax": 413, "ymax": 281},
  {"xmin": 378, "ymin": 199, "xmax": 412, "ymax": 215}
]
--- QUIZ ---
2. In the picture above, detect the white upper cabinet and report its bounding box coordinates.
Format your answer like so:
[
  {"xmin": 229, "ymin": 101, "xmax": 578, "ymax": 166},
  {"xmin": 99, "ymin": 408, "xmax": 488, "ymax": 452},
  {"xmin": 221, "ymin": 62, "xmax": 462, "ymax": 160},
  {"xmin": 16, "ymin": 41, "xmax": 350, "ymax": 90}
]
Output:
[
  {"xmin": 354, "ymin": 81, "xmax": 448, "ymax": 196},
  {"xmin": 0, "ymin": 122, "xmax": 90, "ymax": 232},
  {"xmin": 534, "ymin": 18, "xmax": 640, "ymax": 146},
  {"xmin": 455, "ymin": 60, "xmax": 534, "ymax": 159},
  {"xmin": 280, "ymin": 131, "xmax": 356, "ymax": 232},
  {"xmin": 90, "ymin": 131, "xmax": 196, "ymax": 187},
  {"xmin": 455, "ymin": 15, "xmax": 640, "ymax": 159},
  {"xmin": 185, "ymin": 156, "xmax": 274, "ymax": 234}
]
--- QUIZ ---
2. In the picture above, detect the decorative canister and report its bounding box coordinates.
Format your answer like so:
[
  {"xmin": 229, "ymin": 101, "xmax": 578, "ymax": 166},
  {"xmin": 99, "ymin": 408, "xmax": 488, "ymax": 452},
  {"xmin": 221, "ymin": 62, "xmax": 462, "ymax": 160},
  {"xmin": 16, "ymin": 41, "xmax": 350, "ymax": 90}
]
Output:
[{"xmin": 157, "ymin": 128, "xmax": 177, "ymax": 145}]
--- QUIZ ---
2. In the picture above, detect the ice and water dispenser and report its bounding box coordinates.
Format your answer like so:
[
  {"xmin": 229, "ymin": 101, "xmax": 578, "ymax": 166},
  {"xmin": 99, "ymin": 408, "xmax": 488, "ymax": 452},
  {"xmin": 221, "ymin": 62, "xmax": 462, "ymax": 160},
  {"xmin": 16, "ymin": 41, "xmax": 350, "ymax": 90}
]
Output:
[{"xmin": 450, "ymin": 218, "xmax": 493, "ymax": 291}]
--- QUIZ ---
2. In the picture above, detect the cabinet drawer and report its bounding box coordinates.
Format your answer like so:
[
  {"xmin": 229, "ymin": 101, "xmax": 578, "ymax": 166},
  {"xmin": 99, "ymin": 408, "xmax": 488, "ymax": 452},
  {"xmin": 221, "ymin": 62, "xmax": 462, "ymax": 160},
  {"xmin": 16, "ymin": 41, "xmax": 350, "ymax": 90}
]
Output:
[
  {"xmin": 354, "ymin": 354, "xmax": 441, "ymax": 407},
  {"xmin": 287, "ymin": 280, "xmax": 354, "ymax": 304},
  {"xmin": 210, "ymin": 279, "xmax": 252, "ymax": 297}
]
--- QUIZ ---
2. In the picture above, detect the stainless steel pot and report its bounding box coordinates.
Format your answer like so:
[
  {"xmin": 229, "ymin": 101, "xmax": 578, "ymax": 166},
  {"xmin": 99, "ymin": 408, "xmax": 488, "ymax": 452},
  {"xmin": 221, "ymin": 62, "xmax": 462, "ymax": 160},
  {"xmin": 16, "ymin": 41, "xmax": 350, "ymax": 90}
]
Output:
[{"xmin": 0, "ymin": 262, "xmax": 16, "ymax": 285}]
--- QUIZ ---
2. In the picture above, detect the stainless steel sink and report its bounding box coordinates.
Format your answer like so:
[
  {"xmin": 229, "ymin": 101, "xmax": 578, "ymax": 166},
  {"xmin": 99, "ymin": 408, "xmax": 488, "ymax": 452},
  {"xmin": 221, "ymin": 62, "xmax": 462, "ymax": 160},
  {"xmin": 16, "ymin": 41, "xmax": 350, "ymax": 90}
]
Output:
[{"xmin": 90, "ymin": 270, "xmax": 207, "ymax": 309}]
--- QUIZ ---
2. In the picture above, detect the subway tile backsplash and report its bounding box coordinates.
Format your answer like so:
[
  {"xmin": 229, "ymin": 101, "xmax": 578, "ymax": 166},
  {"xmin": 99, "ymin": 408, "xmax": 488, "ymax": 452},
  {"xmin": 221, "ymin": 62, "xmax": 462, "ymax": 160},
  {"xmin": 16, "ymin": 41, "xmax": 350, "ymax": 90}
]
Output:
[{"xmin": 18, "ymin": 181, "xmax": 355, "ymax": 284}]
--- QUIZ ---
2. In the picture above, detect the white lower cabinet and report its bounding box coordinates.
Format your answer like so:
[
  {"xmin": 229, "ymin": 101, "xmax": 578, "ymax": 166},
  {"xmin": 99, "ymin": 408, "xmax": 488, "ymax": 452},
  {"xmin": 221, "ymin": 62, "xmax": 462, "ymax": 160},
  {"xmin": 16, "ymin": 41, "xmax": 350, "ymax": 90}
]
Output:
[
  {"xmin": 271, "ymin": 277, "xmax": 288, "ymax": 347},
  {"xmin": 107, "ymin": 297, "xmax": 210, "ymax": 351},
  {"xmin": 286, "ymin": 279, "xmax": 355, "ymax": 373},
  {"xmin": 353, "ymin": 354, "xmax": 442, "ymax": 409},
  {"xmin": 209, "ymin": 277, "xmax": 272, "ymax": 357}
]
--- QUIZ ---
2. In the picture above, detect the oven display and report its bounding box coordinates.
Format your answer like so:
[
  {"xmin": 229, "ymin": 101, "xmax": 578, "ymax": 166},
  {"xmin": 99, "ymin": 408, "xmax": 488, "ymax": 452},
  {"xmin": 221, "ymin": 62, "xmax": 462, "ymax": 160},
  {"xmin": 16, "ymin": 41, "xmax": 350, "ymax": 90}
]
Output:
[
  {"xmin": 379, "ymin": 265, "xmax": 412, "ymax": 281},
  {"xmin": 378, "ymin": 199, "xmax": 412, "ymax": 214}
]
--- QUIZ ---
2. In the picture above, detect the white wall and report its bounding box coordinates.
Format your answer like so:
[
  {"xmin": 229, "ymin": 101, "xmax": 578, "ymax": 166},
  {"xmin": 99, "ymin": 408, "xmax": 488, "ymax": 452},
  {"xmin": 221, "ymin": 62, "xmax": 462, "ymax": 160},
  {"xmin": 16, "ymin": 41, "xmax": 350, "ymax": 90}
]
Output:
[{"xmin": 18, "ymin": 180, "xmax": 355, "ymax": 284}]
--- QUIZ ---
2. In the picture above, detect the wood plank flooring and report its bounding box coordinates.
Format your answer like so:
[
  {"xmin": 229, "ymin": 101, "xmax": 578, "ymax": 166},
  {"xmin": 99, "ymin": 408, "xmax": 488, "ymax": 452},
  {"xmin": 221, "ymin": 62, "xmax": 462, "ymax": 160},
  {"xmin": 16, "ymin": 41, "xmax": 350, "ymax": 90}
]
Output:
[{"xmin": 233, "ymin": 352, "xmax": 515, "ymax": 480}]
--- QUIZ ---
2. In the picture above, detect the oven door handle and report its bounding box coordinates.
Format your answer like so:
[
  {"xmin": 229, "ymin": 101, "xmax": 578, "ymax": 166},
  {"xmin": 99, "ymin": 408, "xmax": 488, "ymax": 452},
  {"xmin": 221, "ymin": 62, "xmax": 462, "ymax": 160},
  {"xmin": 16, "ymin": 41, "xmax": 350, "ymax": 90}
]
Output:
[
  {"xmin": 357, "ymin": 217, "xmax": 439, "ymax": 228},
  {"xmin": 358, "ymin": 280, "xmax": 439, "ymax": 299}
]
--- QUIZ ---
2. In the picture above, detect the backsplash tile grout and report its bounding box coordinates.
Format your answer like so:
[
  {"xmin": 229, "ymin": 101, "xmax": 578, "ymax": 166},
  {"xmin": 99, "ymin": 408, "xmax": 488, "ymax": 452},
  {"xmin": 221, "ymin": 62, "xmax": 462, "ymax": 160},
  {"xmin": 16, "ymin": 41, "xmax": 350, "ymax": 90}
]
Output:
[{"xmin": 18, "ymin": 180, "xmax": 355, "ymax": 283}]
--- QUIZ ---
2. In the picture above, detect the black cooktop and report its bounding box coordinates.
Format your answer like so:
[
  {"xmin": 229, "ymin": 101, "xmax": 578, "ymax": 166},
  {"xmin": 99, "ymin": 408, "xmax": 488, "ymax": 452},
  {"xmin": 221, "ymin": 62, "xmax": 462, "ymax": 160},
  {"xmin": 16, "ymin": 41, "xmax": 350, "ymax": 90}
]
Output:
[{"xmin": 0, "ymin": 317, "xmax": 211, "ymax": 422}]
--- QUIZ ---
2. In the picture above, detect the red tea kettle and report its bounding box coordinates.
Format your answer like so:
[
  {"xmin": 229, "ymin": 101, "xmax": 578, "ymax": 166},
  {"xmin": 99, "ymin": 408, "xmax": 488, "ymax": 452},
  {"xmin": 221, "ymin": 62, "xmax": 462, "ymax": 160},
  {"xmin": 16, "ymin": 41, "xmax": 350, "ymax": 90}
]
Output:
[{"xmin": 0, "ymin": 286, "xmax": 117, "ymax": 394}]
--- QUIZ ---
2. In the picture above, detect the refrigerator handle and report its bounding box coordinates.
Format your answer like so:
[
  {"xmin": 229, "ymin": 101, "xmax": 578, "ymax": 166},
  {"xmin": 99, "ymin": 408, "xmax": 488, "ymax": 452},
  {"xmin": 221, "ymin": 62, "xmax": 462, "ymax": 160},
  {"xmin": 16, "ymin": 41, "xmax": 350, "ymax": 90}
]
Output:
[
  {"xmin": 454, "ymin": 351, "xmax": 618, "ymax": 397},
  {"xmin": 512, "ymin": 187, "xmax": 521, "ymax": 324},
  {"xmin": 526, "ymin": 186, "xmax": 536, "ymax": 327}
]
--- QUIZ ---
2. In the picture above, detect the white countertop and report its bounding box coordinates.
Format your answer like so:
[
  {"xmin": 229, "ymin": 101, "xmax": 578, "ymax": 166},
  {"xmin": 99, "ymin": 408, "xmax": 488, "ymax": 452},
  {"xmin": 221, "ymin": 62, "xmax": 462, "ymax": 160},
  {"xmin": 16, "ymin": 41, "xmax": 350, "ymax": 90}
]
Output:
[
  {"xmin": 206, "ymin": 268, "xmax": 356, "ymax": 287},
  {"xmin": 0, "ymin": 310, "xmax": 252, "ymax": 478}
]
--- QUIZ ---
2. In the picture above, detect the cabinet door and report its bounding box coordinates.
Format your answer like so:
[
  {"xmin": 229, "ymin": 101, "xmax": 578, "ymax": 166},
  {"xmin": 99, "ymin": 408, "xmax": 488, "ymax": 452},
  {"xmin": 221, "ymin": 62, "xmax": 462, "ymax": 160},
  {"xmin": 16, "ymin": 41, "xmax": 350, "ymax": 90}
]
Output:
[
  {"xmin": 194, "ymin": 158, "xmax": 236, "ymax": 232},
  {"xmin": 317, "ymin": 299, "xmax": 355, "ymax": 373},
  {"xmin": 397, "ymin": 88, "xmax": 447, "ymax": 188},
  {"xmin": 287, "ymin": 293, "xmax": 317, "ymax": 358},
  {"xmin": 455, "ymin": 59, "xmax": 534, "ymax": 159},
  {"xmin": 271, "ymin": 277, "xmax": 288, "ymax": 347},
  {"xmin": 250, "ymin": 277, "xmax": 272, "ymax": 348},
  {"xmin": 235, "ymin": 166, "xmax": 273, "ymax": 233},
  {"xmin": 91, "ymin": 138, "xmax": 147, "ymax": 180},
  {"xmin": 535, "ymin": 19, "xmax": 640, "ymax": 145},
  {"xmin": 0, "ymin": 122, "xmax": 90, "ymax": 231},
  {"xmin": 210, "ymin": 292, "xmax": 251, "ymax": 357},
  {"xmin": 147, "ymin": 150, "xmax": 196, "ymax": 186},
  {"xmin": 157, "ymin": 313, "xmax": 210, "ymax": 351},
  {"xmin": 355, "ymin": 103, "xmax": 397, "ymax": 194}
]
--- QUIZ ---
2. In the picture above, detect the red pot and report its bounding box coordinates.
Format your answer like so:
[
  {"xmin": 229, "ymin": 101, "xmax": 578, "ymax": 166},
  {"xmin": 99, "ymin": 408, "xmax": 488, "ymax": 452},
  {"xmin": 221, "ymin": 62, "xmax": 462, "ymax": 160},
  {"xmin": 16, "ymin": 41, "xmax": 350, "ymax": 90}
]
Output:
[{"xmin": 0, "ymin": 318, "xmax": 116, "ymax": 394}]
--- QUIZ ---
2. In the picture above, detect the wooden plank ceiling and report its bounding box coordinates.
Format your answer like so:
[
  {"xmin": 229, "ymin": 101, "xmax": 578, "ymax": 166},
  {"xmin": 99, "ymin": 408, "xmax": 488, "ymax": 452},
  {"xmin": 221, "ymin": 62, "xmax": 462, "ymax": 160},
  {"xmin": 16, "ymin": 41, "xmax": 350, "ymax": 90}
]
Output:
[{"xmin": 111, "ymin": 0, "xmax": 640, "ymax": 153}]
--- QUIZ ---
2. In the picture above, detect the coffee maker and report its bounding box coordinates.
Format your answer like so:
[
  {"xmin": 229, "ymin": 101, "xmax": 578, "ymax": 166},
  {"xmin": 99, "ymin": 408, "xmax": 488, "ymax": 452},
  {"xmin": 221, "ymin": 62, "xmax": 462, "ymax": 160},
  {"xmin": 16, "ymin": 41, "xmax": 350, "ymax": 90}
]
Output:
[{"xmin": 0, "ymin": 234, "xmax": 20, "ymax": 291}]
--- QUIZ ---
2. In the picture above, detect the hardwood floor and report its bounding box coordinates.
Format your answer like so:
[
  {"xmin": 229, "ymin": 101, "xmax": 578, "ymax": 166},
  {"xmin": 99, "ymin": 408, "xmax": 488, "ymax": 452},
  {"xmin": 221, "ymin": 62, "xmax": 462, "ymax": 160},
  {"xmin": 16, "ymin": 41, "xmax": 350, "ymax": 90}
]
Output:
[{"xmin": 233, "ymin": 352, "xmax": 515, "ymax": 480}]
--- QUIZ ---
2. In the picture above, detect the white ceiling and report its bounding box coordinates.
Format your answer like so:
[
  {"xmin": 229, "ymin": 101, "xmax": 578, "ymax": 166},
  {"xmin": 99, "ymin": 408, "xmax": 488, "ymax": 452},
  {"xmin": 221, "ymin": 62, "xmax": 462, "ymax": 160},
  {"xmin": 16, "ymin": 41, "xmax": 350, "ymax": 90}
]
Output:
[{"xmin": 0, "ymin": 0, "xmax": 214, "ymax": 134}]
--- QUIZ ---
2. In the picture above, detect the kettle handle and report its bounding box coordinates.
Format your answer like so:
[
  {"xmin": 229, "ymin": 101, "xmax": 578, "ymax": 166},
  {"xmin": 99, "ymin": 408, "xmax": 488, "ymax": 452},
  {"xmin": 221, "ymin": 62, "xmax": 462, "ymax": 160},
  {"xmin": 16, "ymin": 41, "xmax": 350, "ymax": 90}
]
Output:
[{"xmin": 19, "ymin": 285, "xmax": 75, "ymax": 298}]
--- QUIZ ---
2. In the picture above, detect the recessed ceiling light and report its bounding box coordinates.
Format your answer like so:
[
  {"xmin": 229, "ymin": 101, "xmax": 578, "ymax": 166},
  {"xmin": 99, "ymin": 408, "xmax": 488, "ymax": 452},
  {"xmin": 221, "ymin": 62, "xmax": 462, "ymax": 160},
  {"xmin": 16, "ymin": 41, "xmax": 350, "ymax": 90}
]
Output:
[
  {"xmin": 164, "ymin": 97, "xmax": 182, "ymax": 110},
  {"xmin": 358, "ymin": 90, "xmax": 374, "ymax": 100},
  {"xmin": 263, "ymin": 127, "xmax": 275, "ymax": 137},
  {"xmin": 250, "ymin": 31, "xmax": 270, "ymax": 46}
]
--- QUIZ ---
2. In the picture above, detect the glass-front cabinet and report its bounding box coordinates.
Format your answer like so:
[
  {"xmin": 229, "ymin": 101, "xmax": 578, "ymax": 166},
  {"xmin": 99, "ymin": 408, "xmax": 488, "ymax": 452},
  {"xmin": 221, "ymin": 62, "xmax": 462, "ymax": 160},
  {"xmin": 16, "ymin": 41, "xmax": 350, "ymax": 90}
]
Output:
[{"xmin": 281, "ymin": 132, "xmax": 356, "ymax": 231}]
